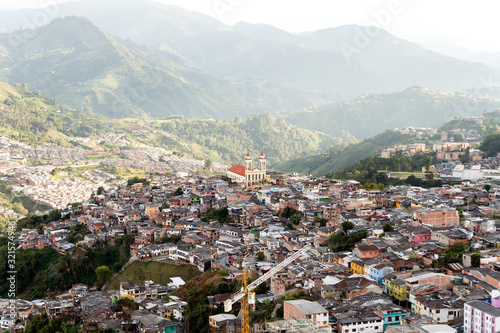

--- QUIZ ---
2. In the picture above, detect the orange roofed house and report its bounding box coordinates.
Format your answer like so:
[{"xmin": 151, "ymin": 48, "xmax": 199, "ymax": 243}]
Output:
[{"xmin": 227, "ymin": 148, "xmax": 267, "ymax": 187}]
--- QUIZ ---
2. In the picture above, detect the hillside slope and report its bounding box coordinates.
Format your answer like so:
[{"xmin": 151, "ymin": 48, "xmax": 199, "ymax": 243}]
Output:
[
  {"xmin": 0, "ymin": 17, "xmax": 300, "ymax": 119},
  {"xmin": 0, "ymin": 81, "xmax": 345, "ymax": 166},
  {"xmin": 281, "ymin": 86, "xmax": 500, "ymax": 139},
  {"xmin": 275, "ymin": 130, "xmax": 413, "ymax": 176}
]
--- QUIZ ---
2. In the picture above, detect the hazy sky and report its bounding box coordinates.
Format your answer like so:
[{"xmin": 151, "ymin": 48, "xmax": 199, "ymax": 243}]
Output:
[{"xmin": 1, "ymin": 0, "xmax": 499, "ymax": 52}]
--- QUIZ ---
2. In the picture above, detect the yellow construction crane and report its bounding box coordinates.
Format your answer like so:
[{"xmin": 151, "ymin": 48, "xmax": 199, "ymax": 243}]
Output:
[
  {"xmin": 241, "ymin": 269, "xmax": 250, "ymax": 333},
  {"xmin": 224, "ymin": 244, "xmax": 312, "ymax": 331}
]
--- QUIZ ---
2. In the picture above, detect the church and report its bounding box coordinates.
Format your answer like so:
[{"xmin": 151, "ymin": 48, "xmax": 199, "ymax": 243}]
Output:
[{"xmin": 227, "ymin": 148, "xmax": 267, "ymax": 187}]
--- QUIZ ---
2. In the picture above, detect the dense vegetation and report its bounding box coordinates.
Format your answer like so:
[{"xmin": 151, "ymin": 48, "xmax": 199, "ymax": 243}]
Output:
[
  {"xmin": 479, "ymin": 133, "xmax": 500, "ymax": 157},
  {"xmin": 326, "ymin": 153, "xmax": 446, "ymax": 189},
  {"xmin": 24, "ymin": 313, "xmax": 81, "ymax": 333},
  {"xmin": 329, "ymin": 154, "xmax": 434, "ymax": 180},
  {"xmin": 0, "ymin": 182, "xmax": 53, "ymax": 232},
  {"xmin": 0, "ymin": 235, "xmax": 134, "ymax": 299},
  {"xmin": 328, "ymin": 222, "xmax": 368, "ymax": 252},
  {"xmin": 276, "ymin": 130, "xmax": 413, "ymax": 176},
  {"xmin": 160, "ymin": 114, "xmax": 350, "ymax": 166}
]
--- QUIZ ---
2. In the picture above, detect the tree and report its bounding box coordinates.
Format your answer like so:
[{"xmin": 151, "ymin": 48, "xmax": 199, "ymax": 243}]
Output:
[
  {"xmin": 116, "ymin": 298, "xmax": 139, "ymax": 333},
  {"xmin": 393, "ymin": 158, "xmax": 400, "ymax": 172},
  {"xmin": 257, "ymin": 251, "xmax": 265, "ymax": 261},
  {"xmin": 205, "ymin": 159, "xmax": 213, "ymax": 170},
  {"xmin": 485, "ymin": 184, "xmax": 492, "ymax": 193},
  {"xmin": 290, "ymin": 214, "xmax": 302, "ymax": 224},
  {"xmin": 97, "ymin": 186, "xmax": 105, "ymax": 195},
  {"xmin": 454, "ymin": 133, "xmax": 465, "ymax": 142},
  {"xmin": 341, "ymin": 221, "xmax": 354, "ymax": 233},
  {"xmin": 279, "ymin": 207, "xmax": 298, "ymax": 219},
  {"xmin": 12, "ymin": 202, "xmax": 28, "ymax": 215},
  {"xmin": 424, "ymin": 157, "xmax": 432, "ymax": 172},
  {"xmin": 174, "ymin": 187, "xmax": 184, "ymax": 196},
  {"xmin": 383, "ymin": 223, "xmax": 394, "ymax": 232},
  {"xmin": 95, "ymin": 265, "xmax": 112, "ymax": 285},
  {"xmin": 479, "ymin": 133, "xmax": 500, "ymax": 156},
  {"xmin": 459, "ymin": 147, "xmax": 470, "ymax": 163},
  {"xmin": 471, "ymin": 253, "xmax": 481, "ymax": 267},
  {"xmin": 127, "ymin": 176, "xmax": 149, "ymax": 186}
]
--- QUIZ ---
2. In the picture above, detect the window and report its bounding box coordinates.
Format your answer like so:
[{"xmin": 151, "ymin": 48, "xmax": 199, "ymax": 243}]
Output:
[{"xmin": 388, "ymin": 317, "xmax": 392, "ymax": 322}]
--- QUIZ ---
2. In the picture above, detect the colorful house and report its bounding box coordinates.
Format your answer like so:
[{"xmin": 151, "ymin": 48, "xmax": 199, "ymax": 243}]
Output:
[
  {"xmin": 375, "ymin": 303, "xmax": 409, "ymax": 331},
  {"xmin": 369, "ymin": 264, "xmax": 394, "ymax": 285}
]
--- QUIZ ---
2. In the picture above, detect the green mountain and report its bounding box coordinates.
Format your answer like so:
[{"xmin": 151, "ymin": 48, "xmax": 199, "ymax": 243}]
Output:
[
  {"xmin": 280, "ymin": 86, "xmax": 500, "ymax": 139},
  {"xmin": 0, "ymin": 81, "xmax": 345, "ymax": 166},
  {"xmin": 275, "ymin": 130, "xmax": 414, "ymax": 176},
  {"xmin": 276, "ymin": 109, "xmax": 500, "ymax": 176},
  {"xmin": 0, "ymin": 17, "xmax": 303, "ymax": 119},
  {"xmin": 158, "ymin": 114, "xmax": 353, "ymax": 167},
  {"xmin": 1, "ymin": 0, "xmax": 500, "ymax": 114}
]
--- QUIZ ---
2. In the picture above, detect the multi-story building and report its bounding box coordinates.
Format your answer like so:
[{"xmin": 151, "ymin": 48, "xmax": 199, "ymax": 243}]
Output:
[
  {"xmin": 464, "ymin": 300, "xmax": 500, "ymax": 333},
  {"xmin": 336, "ymin": 310, "xmax": 384, "ymax": 333},
  {"xmin": 283, "ymin": 300, "xmax": 329, "ymax": 328},
  {"xmin": 412, "ymin": 209, "xmax": 459, "ymax": 228},
  {"xmin": 209, "ymin": 314, "xmax": 241, "ymax": 333}
]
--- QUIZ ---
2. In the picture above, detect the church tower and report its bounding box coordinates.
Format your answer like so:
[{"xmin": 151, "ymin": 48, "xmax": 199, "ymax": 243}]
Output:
[
  {"xmin": 259, "ymin": 147, "xmax": 266, "ymax": 171},
  {"xmin": 245, "ymin": 148, "xmax": 252, "ymax": 170}
]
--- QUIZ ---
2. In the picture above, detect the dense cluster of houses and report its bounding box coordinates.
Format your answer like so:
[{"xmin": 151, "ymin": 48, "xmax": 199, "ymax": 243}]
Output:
[{"xmin": 3, "ymin": 156, "xmax": 500, "ymax": 332}]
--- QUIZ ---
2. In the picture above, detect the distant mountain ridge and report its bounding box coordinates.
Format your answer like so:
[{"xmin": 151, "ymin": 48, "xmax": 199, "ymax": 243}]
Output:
[
  {"xmin": 0, "ymin": 0, "xmax": 499, "ymax": 120},
  {"xmin": 280, "ymin": 86, "xmax": 500, "ymax": 139},
  {"xmin": 0, "ymin": 17, "xmax": 305, "ymax": 119}
]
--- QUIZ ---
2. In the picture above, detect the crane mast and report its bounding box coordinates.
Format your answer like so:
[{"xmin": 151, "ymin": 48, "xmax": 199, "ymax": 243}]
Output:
[{"xmin": 224, "ymin": 243, "xmax": 312, "ymax": 312}]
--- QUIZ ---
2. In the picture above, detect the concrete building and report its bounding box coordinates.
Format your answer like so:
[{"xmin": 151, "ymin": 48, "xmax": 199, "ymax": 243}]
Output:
[
  {"xmin": 464, "ymin": 300, "xmax": 500, "ymax": 333},
  {"xmin": 209, "ymin": 314, "xmax": 241, "ymax": 333},
  {"xmin": 412, "ymin": 209, "xmax": 459, "ymax": 228},
  {"xmin": 283, "ymin": 300, "xmax": 329, "ymax": 328}
]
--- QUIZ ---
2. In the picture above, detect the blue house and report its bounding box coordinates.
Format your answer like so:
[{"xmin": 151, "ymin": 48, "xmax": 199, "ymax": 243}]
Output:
[{"xmin": 369, "ymin": 264, "xmax": 394, "ymax": 285}]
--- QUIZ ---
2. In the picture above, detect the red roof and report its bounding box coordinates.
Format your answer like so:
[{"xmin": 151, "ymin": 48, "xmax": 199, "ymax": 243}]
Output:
[{"xmin": 228, "ymin": 164, "xmax": 246, "ymax": 176}]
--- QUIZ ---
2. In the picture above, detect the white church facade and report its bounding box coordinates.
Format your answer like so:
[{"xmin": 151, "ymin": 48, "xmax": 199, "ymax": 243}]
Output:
[{"xmin": 227, "ymin": 149, "xmax": 267, "ymax": 187}]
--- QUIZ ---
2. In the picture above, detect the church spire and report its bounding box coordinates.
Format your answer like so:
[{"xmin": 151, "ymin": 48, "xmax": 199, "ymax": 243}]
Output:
[
  {"xmin": 245, "ymin": 147, "xmax": 252, "ymax": 170},
  {"xmin": 259, "ymin": 146, "xmax": 266, "ymax": 171}
]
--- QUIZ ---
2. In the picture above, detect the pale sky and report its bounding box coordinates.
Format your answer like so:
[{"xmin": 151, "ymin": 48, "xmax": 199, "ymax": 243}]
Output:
[{"xmin": 1, "ymin": 0, "xmax": 499, "ymax": 52}]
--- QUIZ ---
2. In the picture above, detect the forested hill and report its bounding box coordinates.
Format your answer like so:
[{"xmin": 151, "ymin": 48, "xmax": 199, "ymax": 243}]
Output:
[
  {"xmin": 159, "ymin": 115, "xmax": 355, "ymax": 166},
  {"xmin": 281, "ymin": 86, "xmax": 500, "ymax": 139},
  {"xmin": 276, "ymin": 110, "xmax": 500, "ymax": 177},
  {"xmin": 275, "ymin": 130, "xmax": 413, "ymax": 176},
  {"xmin": 0, "ymin": 81, "xmax": 349, "ymax": 166}
]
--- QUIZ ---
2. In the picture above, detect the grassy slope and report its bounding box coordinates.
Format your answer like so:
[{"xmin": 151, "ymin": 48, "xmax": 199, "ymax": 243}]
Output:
[{"xmin": 106, "ymin": 261, "xmax": 200, "ymax": 291}]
